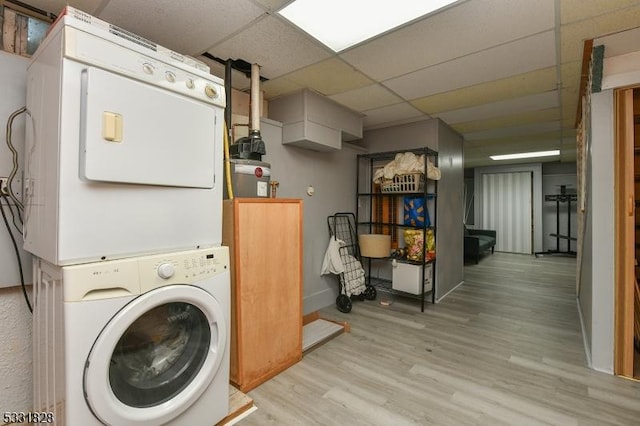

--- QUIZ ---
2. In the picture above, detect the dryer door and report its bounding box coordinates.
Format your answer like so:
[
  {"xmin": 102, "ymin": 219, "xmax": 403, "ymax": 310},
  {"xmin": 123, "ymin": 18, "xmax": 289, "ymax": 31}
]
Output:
[
  {"xmin": 84, "ymin": 284, "xmax": 227, "ymax": 425},
  {"xmin": 80, "ymin": 66, "xmax": 218, "ymax": 188}
]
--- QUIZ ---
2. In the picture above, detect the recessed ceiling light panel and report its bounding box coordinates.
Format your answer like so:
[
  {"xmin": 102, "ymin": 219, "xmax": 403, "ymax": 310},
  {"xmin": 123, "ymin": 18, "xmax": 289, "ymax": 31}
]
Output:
[
  {"xmin": 490, "ymin": 150, "xmax": 560, "ymax": 161},
  {"xmin": 278, "ymin": 0, "xmax": 459, "ymax": 52}
]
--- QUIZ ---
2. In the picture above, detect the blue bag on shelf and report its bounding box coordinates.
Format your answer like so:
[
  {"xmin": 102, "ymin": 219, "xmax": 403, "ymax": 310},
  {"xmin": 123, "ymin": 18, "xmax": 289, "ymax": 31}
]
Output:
[{"xmin": 404, "ymin": 196, "xmax": 430, "ymax": 227}]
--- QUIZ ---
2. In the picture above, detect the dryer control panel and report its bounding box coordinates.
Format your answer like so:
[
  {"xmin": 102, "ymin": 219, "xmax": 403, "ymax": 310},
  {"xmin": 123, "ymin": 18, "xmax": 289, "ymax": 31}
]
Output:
[{"xmin": 63, "ymin": 25, "xmax": 225, "ymax": 107}]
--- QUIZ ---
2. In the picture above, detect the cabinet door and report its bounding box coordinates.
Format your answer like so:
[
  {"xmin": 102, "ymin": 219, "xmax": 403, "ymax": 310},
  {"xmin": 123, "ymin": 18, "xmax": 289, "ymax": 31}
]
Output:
[{"xmin": 236, "ymin": 200, "xmax": 303, "ymax": 390}]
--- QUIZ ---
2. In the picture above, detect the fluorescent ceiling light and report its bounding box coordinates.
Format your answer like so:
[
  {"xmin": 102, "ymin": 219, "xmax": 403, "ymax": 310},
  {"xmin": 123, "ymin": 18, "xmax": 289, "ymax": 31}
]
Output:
[
  {"xmin": 490, "ymin": 150, "xmax": 560, "ymax": 161},
  {"xmin": 278, "ymin": 0, "xmax": 458, "ymax": 52}
]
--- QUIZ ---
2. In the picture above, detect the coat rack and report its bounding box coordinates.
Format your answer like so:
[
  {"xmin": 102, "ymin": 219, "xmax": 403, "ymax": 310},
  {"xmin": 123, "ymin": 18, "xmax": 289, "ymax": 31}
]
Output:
[{"xmin": 535, "ymin": 186, "xmax": 577, "ymax": 257}]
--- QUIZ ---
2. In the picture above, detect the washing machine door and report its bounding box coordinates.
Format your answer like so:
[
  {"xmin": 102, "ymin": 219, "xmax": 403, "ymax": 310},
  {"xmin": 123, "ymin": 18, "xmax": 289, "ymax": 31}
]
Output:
[{"xmin": 84, "ymin": 284, "xmax": 227, "ymax": 425}]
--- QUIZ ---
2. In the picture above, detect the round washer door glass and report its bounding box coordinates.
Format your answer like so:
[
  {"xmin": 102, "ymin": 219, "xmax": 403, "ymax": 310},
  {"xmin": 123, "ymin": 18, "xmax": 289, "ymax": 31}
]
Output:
[
  {"xmin": 84, "ymin": 284, "xmax": 227, "ymax": 426},
  {"xmin": 109, "ymin": 302, "xmax": 210, "ymax": 407}
]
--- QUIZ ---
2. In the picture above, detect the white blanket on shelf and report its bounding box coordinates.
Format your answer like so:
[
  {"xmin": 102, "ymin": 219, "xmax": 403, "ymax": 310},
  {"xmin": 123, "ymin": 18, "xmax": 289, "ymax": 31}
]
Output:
[{"xmin": 373, "ymin": 152, "xmax": 441, "ymax": 183}]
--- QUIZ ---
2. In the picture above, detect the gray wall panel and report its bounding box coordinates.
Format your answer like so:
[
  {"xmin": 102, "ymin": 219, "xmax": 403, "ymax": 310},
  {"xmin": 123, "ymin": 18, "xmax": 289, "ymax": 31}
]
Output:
[
  {"xmin": 260, "ymin": 118, "xmax": 360, "ymax": 314},
  {"xmin": 362, "ymin": 118, "xmax": 464, "ymax": 302}
]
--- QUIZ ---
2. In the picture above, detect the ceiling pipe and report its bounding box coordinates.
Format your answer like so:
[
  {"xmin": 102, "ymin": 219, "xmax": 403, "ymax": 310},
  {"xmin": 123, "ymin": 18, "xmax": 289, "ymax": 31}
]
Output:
[
  {"xmin": 250, "ymin": 63, "xmax": 261, "ymax": 134},
  {"xmin": 228, "ymin": 62, "xmax": 265, "ymax": 159}
]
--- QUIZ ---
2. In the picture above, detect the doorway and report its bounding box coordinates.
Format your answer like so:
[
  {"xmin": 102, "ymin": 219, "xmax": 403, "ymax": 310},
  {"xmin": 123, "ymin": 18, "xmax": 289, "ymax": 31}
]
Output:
[{"xmin": 481, "ymin": 171, "xmax": 533, "ymax": 254}]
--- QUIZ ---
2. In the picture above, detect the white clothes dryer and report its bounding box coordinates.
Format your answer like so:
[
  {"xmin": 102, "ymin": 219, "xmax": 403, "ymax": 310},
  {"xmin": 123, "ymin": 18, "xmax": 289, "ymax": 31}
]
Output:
[
  {"xmin": 33, "ymin": 247, "xmax": 230, "ymax": 425},
  {"xmin": 24, "ymin": 8, "xmax": 226, "ymax": 265}
]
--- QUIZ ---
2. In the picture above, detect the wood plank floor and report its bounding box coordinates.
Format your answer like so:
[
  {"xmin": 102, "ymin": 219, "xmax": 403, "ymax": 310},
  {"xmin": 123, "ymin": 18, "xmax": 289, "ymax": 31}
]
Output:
[{"xmin": 239, "ymin": 253, "xmax": 640, "ymax": 425}]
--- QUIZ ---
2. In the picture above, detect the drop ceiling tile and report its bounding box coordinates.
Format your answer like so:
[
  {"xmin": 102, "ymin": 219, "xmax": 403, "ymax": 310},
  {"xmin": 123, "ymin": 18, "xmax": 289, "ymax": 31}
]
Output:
[
  {"xmin": 340, "ymin": 0, "xmax": 554, "ymax": 81},
  {"xmin": 561, "ymin": 86, "xmax": 580, "ymax": 126},
  {"xmin": 465, "ymin": 131, "xmax": 562, "ymax": 152},
  {"xmin": 208, "ymin": 15, "xmax": 332, "ymax": 79},
  {"xmin": 362, "ymin": 103, "xmax": 426, "ymax": 129},
  {"xmin": 411, "ymin": 67, "xmax": 557, "ymax": 114},
  {"xmin": 453, "ymin": 108, "xmax": 561, "ymax": 134},
  {"xmin": 560, "ymin": 5, "xmax": 640, "ymax": 63},
  {"xmin": 492, "ymin": 130, "xmax": 563, "ymax": 146},
  {"xmin": 22, "ymin": 0, "xmax": 102, "ymax": 15},
  {"xmin": 562, "ymin": 117, "xmax": 577, "ymax": 130},
  {"xmin": 384, "ymin": 31, "xmax": 557, "ymax": 100},
  {"xmin": 99, "ymin": 0, "xmax": 265, "ymax": 55},
  {"xmin": 283, "ymin": 58, "xmax": 373, "ymax": 96},
  {"xmin": 328, "ymin": 84, "xmax": 403, "ymax": 112},
  {"xmin": 560, "ymin": 61, "xmax": 583, "ymax": 90},
  {"xmin": 560, "ymin": 0, "xmax": 639, "ymax": 25},
  {"xmin": 434, "ymin": 91, "xmax": 559, "ymax": 124},
  {"xmin": 464, "ymin": 121, "xmax": 562, "ymax": 141},
  {"xmin": 261, "ymin": 77, "xmax": 305, "ymax": 99},
  {"xmin": 250, "ymin": 0, "xmax": 290, "ymax": 12}
]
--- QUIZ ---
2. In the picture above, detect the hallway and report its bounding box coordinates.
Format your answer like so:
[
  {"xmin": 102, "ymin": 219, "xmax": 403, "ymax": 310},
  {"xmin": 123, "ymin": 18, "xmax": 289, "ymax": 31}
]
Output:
[{"xmin": 240, "ymin": 253, "xmax": 640, "ymax": 425}]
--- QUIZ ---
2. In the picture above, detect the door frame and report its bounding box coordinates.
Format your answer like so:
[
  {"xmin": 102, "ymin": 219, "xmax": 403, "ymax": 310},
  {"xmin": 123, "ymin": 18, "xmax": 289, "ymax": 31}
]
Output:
[{"xmin": 613, "ymin": 87, "xmax": 636, "ymax": 377}]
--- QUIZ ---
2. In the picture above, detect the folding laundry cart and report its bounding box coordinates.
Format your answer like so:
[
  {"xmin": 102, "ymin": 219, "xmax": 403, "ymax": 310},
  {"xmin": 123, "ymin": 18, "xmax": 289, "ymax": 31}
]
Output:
[{"xmin": 326, "ymin": 213, "xmax": 376, "ymax": 313}]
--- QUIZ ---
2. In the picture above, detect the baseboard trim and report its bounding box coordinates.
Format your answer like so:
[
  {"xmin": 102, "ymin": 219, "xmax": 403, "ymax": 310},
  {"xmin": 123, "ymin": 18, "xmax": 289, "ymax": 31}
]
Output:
[
  {"xmin": 576, "ymin": 297, "xmax": 593, "ymax": 369},
  {"xmin": 436, "ymin": 280, "xmax": 464, "ymax": 303}
]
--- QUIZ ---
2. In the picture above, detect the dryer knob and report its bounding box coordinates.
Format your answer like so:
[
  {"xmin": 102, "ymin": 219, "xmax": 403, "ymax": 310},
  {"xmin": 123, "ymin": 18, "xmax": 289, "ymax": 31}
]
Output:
[
  {"xmin": 157, "ymin": 263, "xmax": 175, "ymax": 279},
  {"xmin": 204, "ymin": 84, "xmax": 217, "ymax": 98}
]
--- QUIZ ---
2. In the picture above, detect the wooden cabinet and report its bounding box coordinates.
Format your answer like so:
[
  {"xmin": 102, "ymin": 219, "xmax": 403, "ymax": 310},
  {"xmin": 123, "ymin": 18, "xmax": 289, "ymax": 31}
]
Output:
[{"xmin": 222, "ymin": 198, "xmax": 303, "ymax": 392}]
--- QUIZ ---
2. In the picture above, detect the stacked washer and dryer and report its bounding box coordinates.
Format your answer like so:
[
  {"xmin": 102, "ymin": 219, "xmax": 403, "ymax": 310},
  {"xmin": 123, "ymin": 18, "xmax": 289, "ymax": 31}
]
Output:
[{"xmin": 24, "ymin": 7, "xmax": 230, "ymax": 425}]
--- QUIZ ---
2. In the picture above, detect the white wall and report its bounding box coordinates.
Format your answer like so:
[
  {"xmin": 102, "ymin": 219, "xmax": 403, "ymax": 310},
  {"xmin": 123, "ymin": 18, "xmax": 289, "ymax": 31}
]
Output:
[
  {"xmin": 0, "ymin": 51, "xmax": 33, "ymax": 413},
  {"xmin": 583, "ymin": 89, "xmax": 615, "ymax": 373},
  {"xmin": 0, "ymin": 286, "xmax": 33, "ymax": 413},
  {"xmin": 0, "ymin": 51, "xmax": 32, "ymax": 287},
  {"xmin": 577, "ymin": 27, "xmax": 640, "ymax": 374}
]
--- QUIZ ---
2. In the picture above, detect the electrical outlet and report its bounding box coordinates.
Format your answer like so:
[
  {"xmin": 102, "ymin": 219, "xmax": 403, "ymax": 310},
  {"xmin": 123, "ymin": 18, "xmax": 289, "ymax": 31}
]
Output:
[{"xmin": 0, "ymin": 178, "xmax": 8, "ymax": 196}]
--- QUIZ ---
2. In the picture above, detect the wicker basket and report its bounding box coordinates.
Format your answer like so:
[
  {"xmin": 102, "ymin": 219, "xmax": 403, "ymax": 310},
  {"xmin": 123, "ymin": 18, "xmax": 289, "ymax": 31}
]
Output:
[{"xmin": 381, "ymin": 173, "xmax": 425, "ymax": 193}]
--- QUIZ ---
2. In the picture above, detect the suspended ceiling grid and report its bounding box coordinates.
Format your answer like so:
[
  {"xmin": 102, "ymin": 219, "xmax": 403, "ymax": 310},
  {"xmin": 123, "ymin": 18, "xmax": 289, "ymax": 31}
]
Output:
[{"xmin": 25, "ymin": 0, "xmax": 640, "ymax": 167}]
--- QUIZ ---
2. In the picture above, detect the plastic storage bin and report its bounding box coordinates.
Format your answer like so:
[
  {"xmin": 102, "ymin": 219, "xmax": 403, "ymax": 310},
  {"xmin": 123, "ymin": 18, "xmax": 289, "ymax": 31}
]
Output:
[{"xmin": 391, "ymin": 262, "xmax": 432, "ymax": 294}]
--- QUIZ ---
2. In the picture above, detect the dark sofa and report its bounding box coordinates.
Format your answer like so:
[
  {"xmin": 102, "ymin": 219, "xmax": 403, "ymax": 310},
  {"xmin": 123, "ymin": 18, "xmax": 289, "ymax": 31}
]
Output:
[{"xmin": 464, "ymin": 227, "xmax": 496, "ymax": 264}]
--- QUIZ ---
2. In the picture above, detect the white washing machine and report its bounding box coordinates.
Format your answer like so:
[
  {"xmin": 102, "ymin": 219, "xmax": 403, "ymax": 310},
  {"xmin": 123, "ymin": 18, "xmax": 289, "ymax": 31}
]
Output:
[
  {"xmin": 33, "ymin": 247, "xmax": 230, "ymax": 425},
  {"xmin": 24, "ymin": 7, "xmax": 226, "ymax": 265}
]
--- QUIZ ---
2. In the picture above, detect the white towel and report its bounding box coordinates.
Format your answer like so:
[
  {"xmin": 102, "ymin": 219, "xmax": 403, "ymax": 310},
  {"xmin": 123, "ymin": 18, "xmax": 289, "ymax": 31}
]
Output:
[{"xmin": 321, "ymin": 238, "xmax": 345, "ymax": 275}]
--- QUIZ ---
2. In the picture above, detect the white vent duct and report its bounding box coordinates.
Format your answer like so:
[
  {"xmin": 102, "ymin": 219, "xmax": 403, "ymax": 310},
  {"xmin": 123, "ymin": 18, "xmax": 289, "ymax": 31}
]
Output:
[{"xmin": 250, "ymin": 63, "xmax": 261, "ymax": 133}]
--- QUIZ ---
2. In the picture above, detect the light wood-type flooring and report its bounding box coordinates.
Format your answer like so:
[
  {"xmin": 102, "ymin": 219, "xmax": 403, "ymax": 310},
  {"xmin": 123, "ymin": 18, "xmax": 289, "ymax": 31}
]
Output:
[{"xmin": 239, "ymin": 253, "xmax": 640, "ymax": 425}]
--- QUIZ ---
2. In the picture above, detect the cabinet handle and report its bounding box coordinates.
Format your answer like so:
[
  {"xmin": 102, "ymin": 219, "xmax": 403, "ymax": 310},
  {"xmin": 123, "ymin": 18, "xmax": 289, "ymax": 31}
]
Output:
[{"xmin": 630, "ymin": 196, "xmax": 635, "ymax": 216}]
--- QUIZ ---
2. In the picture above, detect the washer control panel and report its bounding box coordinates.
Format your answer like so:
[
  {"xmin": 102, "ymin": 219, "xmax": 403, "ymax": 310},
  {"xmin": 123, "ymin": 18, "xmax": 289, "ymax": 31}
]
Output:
[
  {"xmin": 61, "ymin": 247, "xmax": 230, "ymax": 301},
  {"xmin": 138, "ymin": 247, "xmax": 230, "ymax": 290}
]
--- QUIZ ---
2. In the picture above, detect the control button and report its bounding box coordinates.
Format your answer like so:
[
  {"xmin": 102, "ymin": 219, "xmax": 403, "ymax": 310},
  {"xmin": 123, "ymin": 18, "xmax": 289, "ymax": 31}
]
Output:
[
  {"xmin": 165, "ymin": 71, "xmax": 176, "ymax": 83},
  {"xmin": 157, "ymin": 263, "xmax": 175, "ymax": 279},
  {"xmin": 186, "ymin": 78, "xmax": 195, "ymax": 89},
  {"xmin": 204, "ymin": 84, "xmax": 217, "ymax": 98},
  {"xmin": 142, "ymin": 63, "xmax": 155, "ymax": 75}
]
